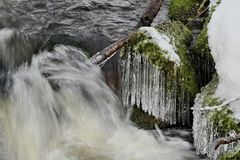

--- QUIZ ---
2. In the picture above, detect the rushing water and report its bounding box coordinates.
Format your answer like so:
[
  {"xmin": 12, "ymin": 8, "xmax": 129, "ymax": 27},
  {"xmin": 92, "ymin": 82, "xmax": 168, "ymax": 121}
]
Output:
[
  {"xmin": 0, "ymin": 0, "xmax": 198, "ymax": 160},
  {"xmin": 0, "ymin": 0, "xmax": 170, "ymax": 92},
  {"xmin": 0, "ymin": 0, "xmax": 169, "ymax": 54},
  {"xmin": 0, "ymin": 44, "xmax": 196, "ymax": 160}
]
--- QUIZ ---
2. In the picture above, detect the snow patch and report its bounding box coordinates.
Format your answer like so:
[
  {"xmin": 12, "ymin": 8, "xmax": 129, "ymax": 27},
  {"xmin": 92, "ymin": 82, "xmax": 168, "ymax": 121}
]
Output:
[
  {"xmin": 208, "ymin": 0, "xmax": 240, "ymax": 99},
  {"xmin": 208, "ymin": 0, "xmax": 240, "ymax": 119},
  {"xmin": 139, "ymin": 27, "xmax": 181, "ymax": 66}
]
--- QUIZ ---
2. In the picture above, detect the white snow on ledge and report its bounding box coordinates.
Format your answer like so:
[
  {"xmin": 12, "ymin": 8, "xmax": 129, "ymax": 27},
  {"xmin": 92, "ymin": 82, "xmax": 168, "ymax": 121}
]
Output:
[{"xmin": 139, "ymin": 27, "xmax": 181, "ymax": 66}]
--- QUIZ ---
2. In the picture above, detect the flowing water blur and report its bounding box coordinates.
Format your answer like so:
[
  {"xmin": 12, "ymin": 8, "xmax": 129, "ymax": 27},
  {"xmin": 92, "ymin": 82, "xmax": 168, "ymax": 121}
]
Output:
[
  {"xmin": 0, "ymin": 45, "xmax": 196, "ymax": 160},
  {"xmin": 0, "ymin": 0, "xmax": 198, "ymax": 160}
]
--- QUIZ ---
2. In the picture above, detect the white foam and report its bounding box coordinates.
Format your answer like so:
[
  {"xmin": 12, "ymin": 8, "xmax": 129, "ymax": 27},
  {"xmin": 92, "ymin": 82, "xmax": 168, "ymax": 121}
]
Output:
[{"xmin": 0, "ymin": 46, "xmax": 196, "ymax": 160}]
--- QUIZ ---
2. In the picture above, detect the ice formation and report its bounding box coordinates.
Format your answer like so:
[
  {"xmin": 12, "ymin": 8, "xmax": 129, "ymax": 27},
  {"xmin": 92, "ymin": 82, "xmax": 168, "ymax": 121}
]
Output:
[
  {"xmin": 121, "ymin": 53, "xmax": 180, "ymax": 125},
  {"xmin": 121, "ymin": 25, "xmax": 195, "ymax": 126}
]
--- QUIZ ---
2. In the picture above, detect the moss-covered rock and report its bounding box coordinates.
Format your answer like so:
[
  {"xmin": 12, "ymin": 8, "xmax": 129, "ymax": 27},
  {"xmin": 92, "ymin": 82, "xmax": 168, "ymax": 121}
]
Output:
[
  {"xmin": 123, "ymin": 21, "xmax": 198, "ymax": 96},
  {"xmin": 193, "ymin": 75, "xmax": 240, "ymax": 159},
  {"xmin": 201, "ymin": 75, "xmax": 222, "ymax": 107},
  {"xmin": 121, "ymin": 21, "xmax": 198, "ymax": 127},
  {"xmin": 192, "ymin": 15, "xmax": 216, "ymax": 88},
  {"xmin": 156, "ymin": 21, "xmax": 198, "ymax": 95},
  {"xmin": 205, "ymin": 77, "xmax": 240, "ymax": 136},
  {"xmin": 130, "ymin": 106, "xmax": 167, "ymax": 130},
  {"xmin": 169, "ymin": 0, "xmax": 199, "ymax": 23},
  {"xmin": 211, "ymin": 108, "xmax": 240, "ymax": 137},
  {"xmin": 125, "ymin": 31, "xmax": 176, "ymax": 72},
  {"xmin": 219, "ymin": 150, "xmax": 240, "ymax": 160},
  {"xmin": 194, "ymin": 24, "xmax": 210, "ymax": 60},
  {"xmin": 202, "ymin": 76, "xmax": 239, "ymax": 136}
]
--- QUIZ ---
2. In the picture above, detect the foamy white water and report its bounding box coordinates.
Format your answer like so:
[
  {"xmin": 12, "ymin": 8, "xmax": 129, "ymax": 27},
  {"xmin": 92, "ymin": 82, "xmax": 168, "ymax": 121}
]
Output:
[{"xmin": 0, "ymin": 45, "xmax": 195, "ymax": 160}]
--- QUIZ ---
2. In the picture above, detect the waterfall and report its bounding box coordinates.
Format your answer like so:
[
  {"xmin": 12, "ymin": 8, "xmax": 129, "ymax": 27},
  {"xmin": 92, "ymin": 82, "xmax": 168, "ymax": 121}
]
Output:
[{"xmin": 0, "ymin": 28, "xmax": 195, "ymax": 160}]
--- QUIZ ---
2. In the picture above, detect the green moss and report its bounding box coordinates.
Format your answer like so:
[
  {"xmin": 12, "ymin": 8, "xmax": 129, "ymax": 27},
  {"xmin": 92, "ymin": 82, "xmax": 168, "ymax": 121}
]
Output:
[
  {"xmin": 198, "ymin": 75, "xmax": 239, "ymax": 136},
  {"xmin": 169, "ymin": 0, "xmax": 199, "ymax": 23},
  {"xmin": 211, "ymin": 108, "xmax": 240, "ymax": 137},
  {"xmin": 156, "ymin": 21, "xmax": 198, "ymax": 96},
  {"xmin": 122, "ymin": 21, "xmax": 198, "ymax": 96},
  {"xmin": 204, "ymin": 96, "xmax": 222, "ymax": 106},
  {"xmin": 192, "ymin": 14, "xmax": 216, "ymax": 87},
  {"xmin": 156, "ymin": 21, "xmax": 193, "ymax": 45},
  {"xmin": 194, "ymin": 27, "xmax": 210, "ymax": 59},
  {"xmin": 130, "ymin": 106, "xmax": 167, "ymax": 130},
  {"xmin": 134, "ymin": 37, "xmax": 175, "ymax": 71},
  {"xmin": 201, "ymin": 76, "xmax": 223, "ymax": 107},
  {"xmin": 121, "ymin": 21, "xmax": 198, "ymax": 127},
  {"xmin": 193, "ymin": 14, "xmax": 212, "ymax": 59},
  {"xmin": 219, "ymin": 150, "xmax": 240, "ymax": 160},
  {"xmin": 124, "ymin": 30, "xmax": 176, "ymax": 72}
]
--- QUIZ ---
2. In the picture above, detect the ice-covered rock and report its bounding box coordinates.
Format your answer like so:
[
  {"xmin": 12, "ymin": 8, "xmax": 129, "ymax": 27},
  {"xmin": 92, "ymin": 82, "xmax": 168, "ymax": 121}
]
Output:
[
  {"xmin": 121, "ymin": 21, "xmax": 198, "ymax": 128},
  {"xmin": 193, "ymin": 0, "xmax": 240, "ymax": 158},
  {"xmin": 193, "ymin": 76, "xmax": 240, "ymax": 159}
]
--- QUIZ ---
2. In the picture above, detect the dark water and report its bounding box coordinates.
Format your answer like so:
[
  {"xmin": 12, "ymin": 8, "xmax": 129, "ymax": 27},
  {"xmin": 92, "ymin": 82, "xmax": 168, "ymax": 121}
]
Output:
[
  {"xmin": 0, "ymin": 0, "xmax": 169, "ymax": 54},
  {"xmin": 0, "ymin": 0, "xmax": 170, "ymax": 94}
]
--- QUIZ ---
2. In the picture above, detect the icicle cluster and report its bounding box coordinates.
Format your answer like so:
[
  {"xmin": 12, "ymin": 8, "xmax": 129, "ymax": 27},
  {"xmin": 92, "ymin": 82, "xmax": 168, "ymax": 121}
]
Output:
[
  {"xmin": 121, "ymin": 48, "xmax": 193, "ymax": 126},
  {"xmin": 120, "ymin": 23, "xmax": 197, "ymax": 126},
  {"xmin": 193, "ymin": 93, "xmax": 240, "ymax": 159}
]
